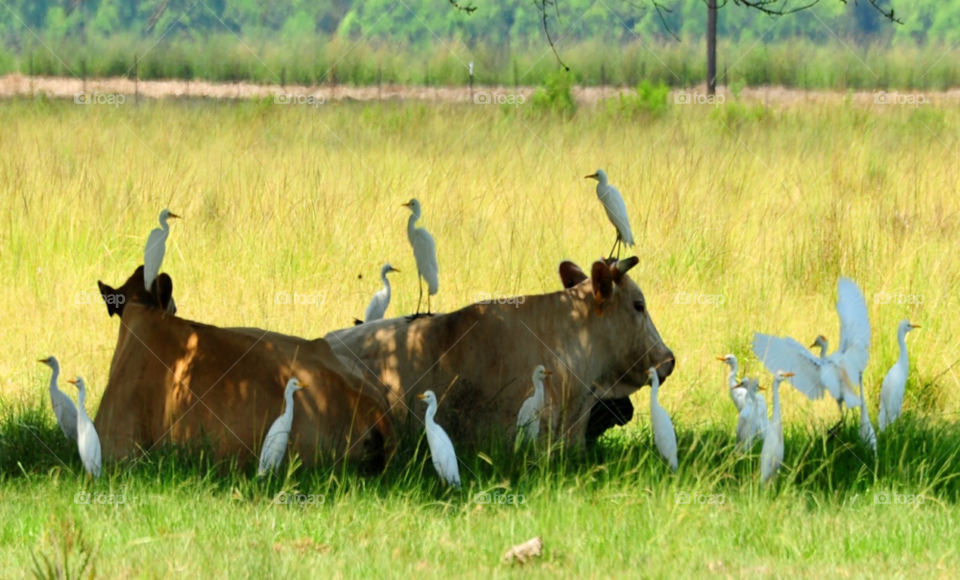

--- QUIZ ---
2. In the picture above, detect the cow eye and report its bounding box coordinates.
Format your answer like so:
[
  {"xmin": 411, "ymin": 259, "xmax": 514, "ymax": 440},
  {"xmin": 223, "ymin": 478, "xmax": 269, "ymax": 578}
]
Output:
[{"xmin": 634, "ymin": 301, "xmax": 645, "ymax": 314}]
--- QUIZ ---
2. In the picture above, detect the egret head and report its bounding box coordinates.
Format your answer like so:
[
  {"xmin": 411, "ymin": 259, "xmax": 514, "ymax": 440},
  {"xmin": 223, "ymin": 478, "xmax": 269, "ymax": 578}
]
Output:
[
  {"xmin": 417, "ymin": 390, "xmax": 438, "ymax": 406},
  {"xmin": 38, "ymin": 356, "xmax": 59, "ymax": 370},
  {"xmin": 382, "ymin": 263, "xmax": 400, "ymax": 276},
  {"xmin": 159, "ymin": 208, "xmax": 181, "ymax": 222},
  {"xmin": 584, "ymin": 169, "xmax": 608, "ymax": 184},
  {"xmin": 774, "ymin": 370, "xmax": 795, "ymax": 382},
  {"xmin": 740, "ymin": 377, "xmax": 762, "ymax": 394},
  {"xmin": 717, "ymin": 354, "xmax": 737, "ymax": 367},
  {"xmin": 66, "ymin": 376, "xmax": 86, "ymax": 391},
  {"xmin": 533, "ymin": 365, "xmax": 552, "ymax": 383},
  {"xmin": 900, "ymin": 319, "xmax": 920, "ymax": 334},
  {"xmin": 810, "ymin": 335, "xmax": 829, "ymax": 350},
  {"xmin": 285, "ymin": 377, "xmax": 305, "ymax": 392},
  {"xmin": 401, "ymin": 199, "xmax": 422, "ymax": 217}
]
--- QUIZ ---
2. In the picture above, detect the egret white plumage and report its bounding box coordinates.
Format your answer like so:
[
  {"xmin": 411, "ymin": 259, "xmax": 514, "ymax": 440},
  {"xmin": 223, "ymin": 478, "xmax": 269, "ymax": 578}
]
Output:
[
  {"xmin": 736, "ymin": 378, "xmax": 768, "ymax": 449},
  {"xmin": 361, "ymin": 263, "xmax": 400, "ymax": 323},
  {"xmin": 143, "ymin": 208, "xmax": 180, "ymax": 295},
  {"xmin": 760, "ymin": 370, "xmax": 793, "ymax": 485},
  {"xmin": 647, "ymin": 366, "xmax": 677, "ymax": 471},
  {"xmin": 516, "ymin": 365, "xmax": 551, "ymax": 444},
  {"xmin": 258, "ymin": 377, "xmax": 304, "ymax": 477},
  {"xmin": 67, "ymin": 377, "xmax": 101, "ymax": 478},
  {"xmin": 585, "ymin": 169, "xmax": 634, "ymax": 260},
  {"xmin": 402, "ymin": 199, "xmax": 439, "ymax": 319},
  {"xmin": 718, "ymin": 354, "xmax": 748, "ymax": 412},
  {"xmin": 879, "ymin": 320, "xmax": 920, "ymax": 432},
  {"xmin": 752, "ymin": 277, "xmax": 871, "ymax": 432},
  {"xmin": 38, "ymin": 357, "xmax": 78, "ymax": 441},
  {"xmin": 417, "ymin": 390, "xmax": 461, "ymax": 487},
  {"xmin": 858, "ymin": 379, "xmax": 877, "ymax": 455}
]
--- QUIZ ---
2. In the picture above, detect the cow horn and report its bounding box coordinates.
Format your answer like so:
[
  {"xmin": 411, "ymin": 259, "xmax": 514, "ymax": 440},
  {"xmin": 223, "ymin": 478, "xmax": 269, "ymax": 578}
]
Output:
[{"xmin": 611, "ymin": 257, "xmax": 639, "ymax": 284}]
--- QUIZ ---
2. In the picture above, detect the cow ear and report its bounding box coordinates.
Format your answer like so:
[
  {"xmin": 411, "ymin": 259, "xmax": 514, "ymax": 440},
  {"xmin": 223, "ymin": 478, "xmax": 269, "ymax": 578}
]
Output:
[
  {"xmin": 611, "ymin": 257, "xmax": 639, "ymax": 284},
  {"xmin": 559, "ymin": 261, "xmax": 588, "ymax": 289},
  {"xmin": 590, "ymin": 261, "xmax": 614, "ymax": 316},
  {"xmin": 97, "ymin": 281, "xmax": 119, "ymax": 317},
  {"xmin": 158, "ymin": 274, "xmax": 175, "ymax": 314}
]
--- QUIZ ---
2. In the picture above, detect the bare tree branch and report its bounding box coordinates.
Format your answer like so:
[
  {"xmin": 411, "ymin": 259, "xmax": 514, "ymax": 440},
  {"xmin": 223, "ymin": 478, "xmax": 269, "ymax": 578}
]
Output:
[
  {"xmin": 536, "ymin": 0, "xmax": 570, "ymax": 71},
  {"xmin": 448, "ymin": 0, "xmax": 478, "ymax": 14}
]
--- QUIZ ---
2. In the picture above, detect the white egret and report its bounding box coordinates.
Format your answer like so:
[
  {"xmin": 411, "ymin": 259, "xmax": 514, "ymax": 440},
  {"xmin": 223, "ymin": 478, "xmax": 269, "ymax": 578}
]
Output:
[
  {"xmin": 417, "ymin": 390, "xmax": 461, "ymax": 487},
  {"xmin": 879, "ymin": 320, "xmax": 920, "ymax": 432},
  {"xmin": 143, "ymin": 208, "xmax": 180, "ymax": 294},
  {"xmin": 717, "ymin": 354, "xmax": 748, "ymax": 412},
  {"xmin": 362, "ymin": 264, "xmax": 400, "ymax": 323},
  {"xmin": 402, "ymin": 199, "xmax": 439, "ymax": 319},
  {"xmin": 646, "ymin": 367, "xmax": 677, "ymax": 471},
  {"xmin": 38, "ymin": 357, "xmax": 77, "ymax": 441},
  {"xmin": 736, "ymin": 378, "xmax": 768, "ymax": 449},
  {"xmin": 858, "ymin": 379, "xmax": 877, "ymax": 455},
  {"xmin": 760, "ymin": 371, "xmax": 793, "ymax": 485},
  {"xmin": 516, "ymin": 365, "xmax": 552, "ymax": 444},
  {"xmin": 67, "ymin": 377, "xmax": 101, "ymax": 478},
  {"xmin": 585, "ymin": 169, "xmax": 634, "ymax": 260},
  {"xmin": 753, "ymin": 277, "xmax": 871, "ymax": 432},
  {"xmin": 258, "ymin": 377, "xmax": 304, "ymax": 477}
]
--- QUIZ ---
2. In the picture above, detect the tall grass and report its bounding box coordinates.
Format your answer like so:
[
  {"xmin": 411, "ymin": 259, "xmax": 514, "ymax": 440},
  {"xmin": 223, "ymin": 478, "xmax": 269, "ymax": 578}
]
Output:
[
  {"xmin": 10, "ymin": 35, "xmax": 960, "ymax": 90},
  {"xmin": 1, "ymin": 97, "xmax": 959, "ymax": 574}
]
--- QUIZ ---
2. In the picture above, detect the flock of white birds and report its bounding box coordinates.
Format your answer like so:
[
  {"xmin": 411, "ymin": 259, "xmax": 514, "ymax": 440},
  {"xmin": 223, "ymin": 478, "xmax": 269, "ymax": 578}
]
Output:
[{"xmin": 37, "ymin": 171, "xmax": 919, "ymax": 488}]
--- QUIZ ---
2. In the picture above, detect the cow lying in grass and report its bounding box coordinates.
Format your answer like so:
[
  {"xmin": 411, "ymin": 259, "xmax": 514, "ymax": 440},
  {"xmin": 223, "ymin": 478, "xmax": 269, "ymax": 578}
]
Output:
[
  {"xmin": 94, "ymin": 269, "xmax": 393, "ymax": 471},
  {"xmin": 326, "ymin": 257, "xmax": 675, "ymax": 447}
]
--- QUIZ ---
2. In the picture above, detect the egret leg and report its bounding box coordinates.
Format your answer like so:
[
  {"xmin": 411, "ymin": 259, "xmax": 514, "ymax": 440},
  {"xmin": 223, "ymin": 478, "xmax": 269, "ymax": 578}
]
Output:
[
  {"xmin": 607, "ymin": 234, "xmax": 620, "ymax": 262},
  {"xmin": 407, "ymin": 277, "xmax": 425, "ymax": 322}
]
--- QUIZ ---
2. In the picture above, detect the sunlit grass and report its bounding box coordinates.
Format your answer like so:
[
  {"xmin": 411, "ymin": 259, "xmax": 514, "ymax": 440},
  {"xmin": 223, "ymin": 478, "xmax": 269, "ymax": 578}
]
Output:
[{"xmin": 1, "ymin": 96, "xmax": 959, "ymax": 575}]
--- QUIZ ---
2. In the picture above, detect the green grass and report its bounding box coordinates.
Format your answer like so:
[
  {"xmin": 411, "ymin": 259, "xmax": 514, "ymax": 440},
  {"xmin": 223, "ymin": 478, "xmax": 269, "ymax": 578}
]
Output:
[{"xmin": 1, "ymin": 95, "xmax": 959, "ymax": 576}]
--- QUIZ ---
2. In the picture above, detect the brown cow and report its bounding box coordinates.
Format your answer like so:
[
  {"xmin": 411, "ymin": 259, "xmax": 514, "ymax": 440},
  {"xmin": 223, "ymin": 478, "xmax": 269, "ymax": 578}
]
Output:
[
  {"xmin": 96, "ymin": 304, "xmax": 393, "ymax": 471},
  {"xmin": 325, "ymin": 258, "xmax": 674, "ymax": 447},
  {"xmin": 97, "ymin": 265, "xmax": 176, "ymax": 318}
]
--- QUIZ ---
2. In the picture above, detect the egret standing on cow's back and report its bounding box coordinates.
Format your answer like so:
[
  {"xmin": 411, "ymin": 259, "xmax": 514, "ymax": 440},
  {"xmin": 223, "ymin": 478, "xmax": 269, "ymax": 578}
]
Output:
[
  {"xmin": 516, "ymin": 365, "xmax": 551, "ymax": 444},
  {"xmin": 402, "ymin": 199, "xmax": 439, "ymax": 319},
  {"xmin": 647, "ymin": 366, "xmax": 677, "ymax": 471},
  {"xmin": 879, "ymin": 320, "xmax": 920, "ymax": 432},
  {"xmin": 258, "ymin": 377, "xmax": 304, "ymax": 477},
  {"xmin": 143, "ymin": 208, "xmax": 180, "ymax": 295},
  {"xmin": 362, "ymin": 263, "xmax": 400, "ymax": 323},
  {"xmin": 417, "ymin": 390, "xmax": 461, "ymax": 487},
  {"xmin": 585, "ymin": 169, "xmax": 634, "ymax": 260},
  {"xmin": 67, "ymin": 377, "xmax": 101, "ymax": 478},
  {"xmin": 38, "ymin": 357, "xmax": 78, "ymax": 441}
]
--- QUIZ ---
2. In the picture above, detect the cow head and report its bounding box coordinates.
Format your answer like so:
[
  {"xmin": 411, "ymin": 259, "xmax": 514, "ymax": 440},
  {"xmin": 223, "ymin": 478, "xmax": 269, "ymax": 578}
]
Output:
[
  {"xmin": 97, "ymin": 265, "xmax": 176, "ymax": 318},
  {"xmin": 559, "ymin": 258, "xmax": 674, "ymax": 393}
]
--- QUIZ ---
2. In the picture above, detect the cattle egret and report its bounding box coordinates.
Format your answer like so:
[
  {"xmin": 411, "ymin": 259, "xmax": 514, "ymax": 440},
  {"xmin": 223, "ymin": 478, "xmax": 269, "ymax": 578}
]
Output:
[
  {"xmin": 760, "ymin": 371, "xmax": 793, "ymax": 485},
  {"xmin": 718, "ymin": 354, "xmax": 748, "ymax": 412},
  {"xmin": 362, "ymin": 264, "xmax": 400, "ymax": 323},
  {"xmin": 258, "ymin": 378, "xmax": 304, "ymax": 477},
  {"xmin": 585, "ymin": 169, "xmax": 634, "ymax": 260},
  {"xmin": 736, "ymin": 378, "xmax": 768, "ymax": 449},
  {"xmin": 879, "ymin": 320, "xmax": 920, "ymax": 432},
  {"xmin": 67, "ymin": 377, "xmax": 101, "ymax": 478},
  {"xmin": 516, "ymin": 365, "xmax": 552, "ymax": 444},
  {"xmin": 402, "ymin": 199, "xmax": 439, "ymax": 319},
  {"xmin": 646, "ymin": 367, "xmax": 678, "ymax": 471},
  {"xmin": 417, "ymin": 390, "xmax": 461, "ymax": 487},
  {"xmin": 143, "ymin": 208, "xmax": 180, "ymax": 294},
  {"xmin": 38, "ymin": 357, "xmax": 78, "ymax": 441},
  {"xmin": 753, "ymin": 278, "xmax": 871, "ymax": 432},
  {"xmin": 858, "ymin": 379, "xmax": 877, "ymax": 455}
]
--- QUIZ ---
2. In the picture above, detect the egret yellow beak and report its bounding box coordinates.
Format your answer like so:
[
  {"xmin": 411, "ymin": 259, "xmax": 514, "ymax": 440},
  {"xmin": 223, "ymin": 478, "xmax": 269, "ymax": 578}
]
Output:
[
  {"xmin": 585, "ymin": 173, "xmax": 598, "ymax": 179},
  {"xmin": 37, "ymin": 358, "xmax": 49, "ymax": 363},
  {"xmin": 783, "ymin": 372, "xmax": 795, "ymax": 378},
  {"xmin": 391, "ymin": 267, "xmax": 401, "ymax": 273},
  {"xmin": 758, "ymin": 386, "xmax": 767, "ymax": 391},
  {"xmin": 67, "ymin": 379, "xmax": 78, "ymax": 385},
  {"xmin": 416, "ymin": 393, "xmax": 427, "ymax": 400},
  {"xmin": 168, "ymin": 213, "xmax": 181, "ymax": 219},
  {"xmin": 808, "ymin": 340, "xmax": 818, "ymax": 348},
  {"xmin": 910, "ymin": 324, "xmax": 921, "ymax": 329},
  {"xmin": 544, "ymin": 370, "xmax": 553, "ymax": 376},
  {"xmin": 716, "ymin": 356, "xmax": 728, "ymax": 362},
  {"xmin": 401, "ymin": 202, "xmax": 412, "ymax": 208}
]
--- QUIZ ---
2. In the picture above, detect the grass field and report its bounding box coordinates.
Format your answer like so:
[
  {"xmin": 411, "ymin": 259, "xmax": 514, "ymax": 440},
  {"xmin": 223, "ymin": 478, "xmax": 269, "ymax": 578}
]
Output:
[{"xmin": 1, "ymin": 94, "xmax": 959, "ymax": 577}]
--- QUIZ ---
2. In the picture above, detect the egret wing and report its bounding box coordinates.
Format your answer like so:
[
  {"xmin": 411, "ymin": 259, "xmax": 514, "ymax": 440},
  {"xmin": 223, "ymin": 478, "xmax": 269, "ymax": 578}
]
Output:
[
  {"xmin": 143, "ymin": 227, "xmax": 167, "ymax": 287},
  {"xmin": 52, "ymin": 390, "xmax": 79, "ymax": 440},
  {"xmin": 411, "ymin": 229, "xmax": 439, "ymax": 294},
  {"xmin": 752, "ymin": 333, "xmax": 828, "ymax": 400},
  {"xmin": 599, "ymin": 185, "xmax": 634, "ymax": 246},
  {"xmin": 258, "ymin": 420, "xmax": 290, "ymax": 475},
  {"xmin": 430, "ymin": 427, "xmax": 461, "ymax": 486},
  {"xmin": 364, "ymin": 290, "xmax": 388, "ymax": 322},
  {"xmin": 836, "ymin": 277, "xmax": 871, "ymax": 377}
]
